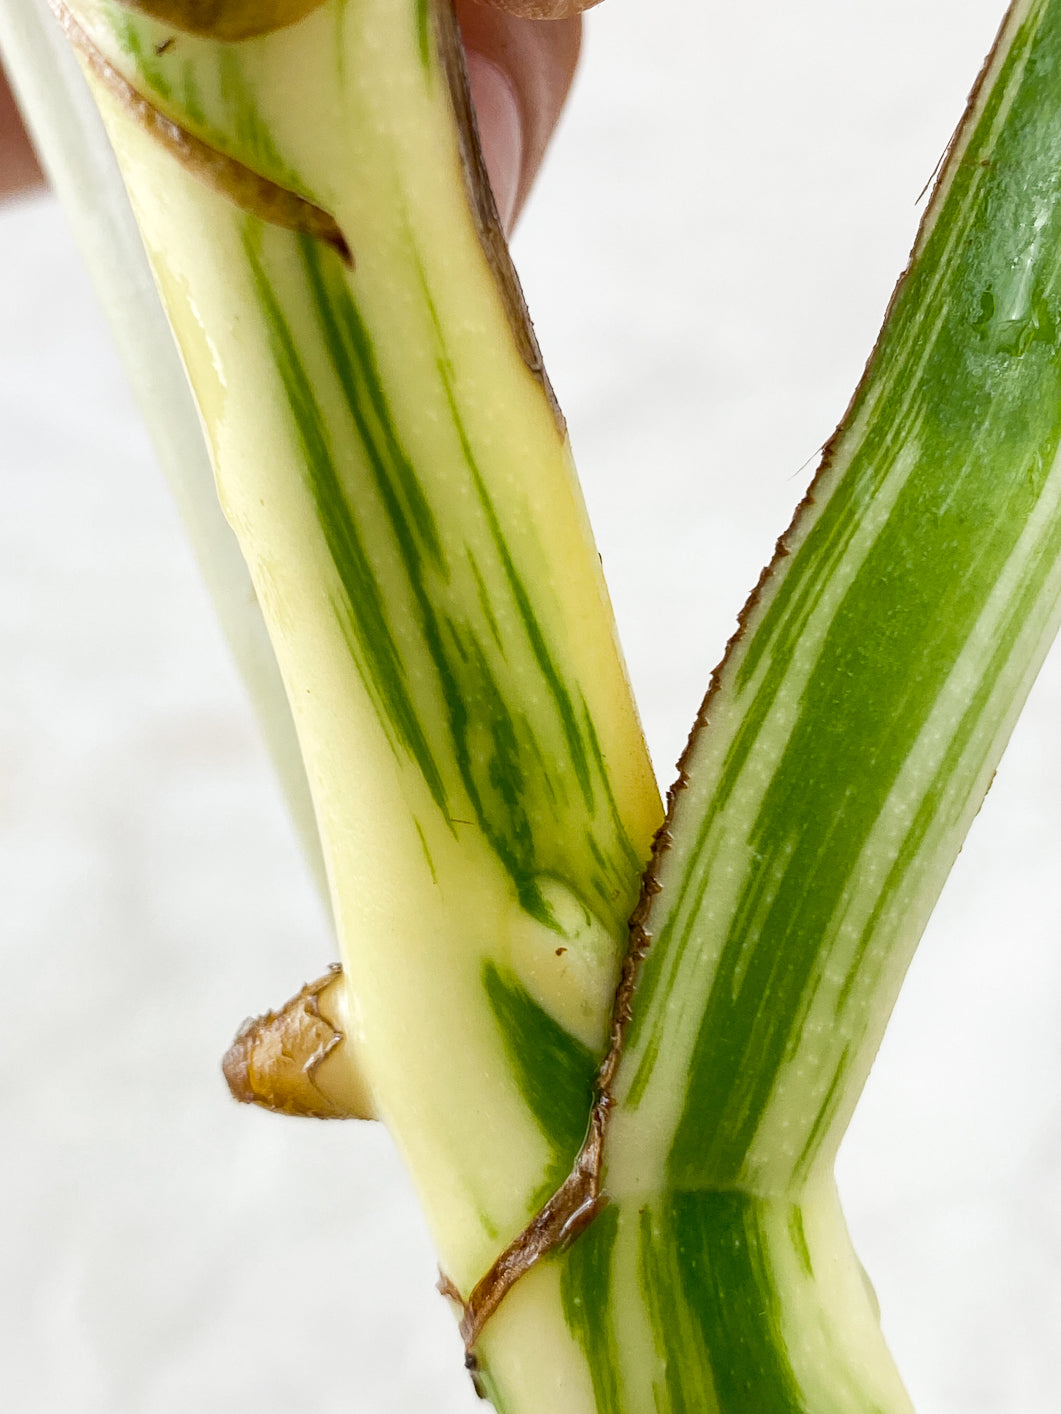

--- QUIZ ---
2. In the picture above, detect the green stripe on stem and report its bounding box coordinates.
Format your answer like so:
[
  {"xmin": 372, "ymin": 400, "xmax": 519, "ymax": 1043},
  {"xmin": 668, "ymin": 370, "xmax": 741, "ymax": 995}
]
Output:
[{"xmin": 483, "ymin": 961, "xmax": 598, "ymax": 1187}]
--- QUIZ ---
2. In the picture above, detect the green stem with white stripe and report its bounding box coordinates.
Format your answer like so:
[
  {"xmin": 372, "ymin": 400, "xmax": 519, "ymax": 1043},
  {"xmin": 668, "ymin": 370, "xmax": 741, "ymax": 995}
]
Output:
[{"xmin": 23, "ymin": 0, "xmax": 1061, "ymax": 1408}]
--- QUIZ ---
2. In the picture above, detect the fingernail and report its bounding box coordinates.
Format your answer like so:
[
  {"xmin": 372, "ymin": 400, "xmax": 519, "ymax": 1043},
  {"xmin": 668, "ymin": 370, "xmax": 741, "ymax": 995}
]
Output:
[{"xmin": 465, "ymin": 52, "xmax": 523, "ymax": 233}]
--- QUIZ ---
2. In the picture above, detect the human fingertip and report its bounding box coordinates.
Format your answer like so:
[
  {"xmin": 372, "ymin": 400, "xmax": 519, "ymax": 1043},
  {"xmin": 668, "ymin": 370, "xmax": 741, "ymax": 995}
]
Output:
[
  {"xmin": 465, "ymin": 49, "xmax": 524, "ymax": 234},
  {"xmin": 474, "ymin": 0, "xmax": 601, "ymax": 19}
]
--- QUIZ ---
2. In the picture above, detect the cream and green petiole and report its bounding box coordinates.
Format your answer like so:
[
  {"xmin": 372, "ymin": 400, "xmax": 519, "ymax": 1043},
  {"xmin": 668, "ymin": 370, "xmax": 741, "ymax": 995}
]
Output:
[
  {"xmin": 14, "ymin": 0, "xmax": 1061, "ymax": 1407},
  {"xmin": 56, "ymin": 0, "xmax": 663, "ymax": 1299}
]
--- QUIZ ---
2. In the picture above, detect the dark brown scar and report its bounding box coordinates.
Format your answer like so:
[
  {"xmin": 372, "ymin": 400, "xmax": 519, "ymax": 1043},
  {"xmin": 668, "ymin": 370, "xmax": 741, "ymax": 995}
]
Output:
[
  {"xmin": 49, "ymin": 0, "xmax": 351, "ymax": 263},
  {"xmin": 431, "ymin": 0, "xmax": 564, "ymax": 432},
  {"xmin": 451, "ymin": 822, "xmax": 672, "ymax": 1350}
]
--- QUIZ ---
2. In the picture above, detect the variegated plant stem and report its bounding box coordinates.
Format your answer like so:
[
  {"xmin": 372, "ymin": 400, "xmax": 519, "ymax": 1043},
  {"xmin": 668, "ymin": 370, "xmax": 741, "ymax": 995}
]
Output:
[
  {"xmin": 21, "ymin": 0, "xmax": 1061, "ymax": 1408},
  {"xmin": 42, "ymin": 0, "xmax": 665, "ymax": 1403}
]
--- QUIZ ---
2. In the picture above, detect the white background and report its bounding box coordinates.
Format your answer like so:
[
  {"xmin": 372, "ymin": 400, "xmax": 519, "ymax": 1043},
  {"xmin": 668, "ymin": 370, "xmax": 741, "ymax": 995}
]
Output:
[{"xmin": 2, "ymin": 1, "xmax": 1060, "ymax": 1410}]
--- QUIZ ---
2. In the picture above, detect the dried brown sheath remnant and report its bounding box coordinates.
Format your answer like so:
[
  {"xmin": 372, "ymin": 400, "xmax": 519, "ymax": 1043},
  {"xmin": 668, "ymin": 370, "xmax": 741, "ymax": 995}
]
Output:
[
  {"xmin": 458, "ymin": 1101, "xmax": 607, "ymax": 1346},
  {"xmin": 50, "ymin": 0, "xmax": 351, "ymax": 262},
  {"xmin": 432, "ymin": 0, "xmax": 564, "ymax": 431},
  {"xmin": 119, "ymin": 0, "xmax": 328, "ymax": 42},
  {"xmin": 455, "ymin": 818, "xmax": 673, "ymax": 1351},
  {"xmin": 223, "ymin": 966, "xmax": 377, "ymax": 1120}
]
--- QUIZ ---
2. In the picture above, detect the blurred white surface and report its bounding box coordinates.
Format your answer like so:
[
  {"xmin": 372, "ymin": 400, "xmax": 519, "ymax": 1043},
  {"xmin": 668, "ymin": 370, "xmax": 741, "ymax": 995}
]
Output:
[{"xmin": 2, "ymin": 2, "xmax": 1060, "ymax": 1411}]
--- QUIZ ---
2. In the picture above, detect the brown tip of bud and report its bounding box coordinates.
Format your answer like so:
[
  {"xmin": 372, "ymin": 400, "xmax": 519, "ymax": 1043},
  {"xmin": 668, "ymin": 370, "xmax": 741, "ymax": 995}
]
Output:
[
  {"xmin": 120, "ymin": 0, "xmax": 328, "ymax": 42},
  {"xmin": 221, "ymin": 1019, "xmax": 263, "ymax": 1106},
  {"xmin": 222, "ymin": 966, "xmax": 376, "ymax": 1120}
]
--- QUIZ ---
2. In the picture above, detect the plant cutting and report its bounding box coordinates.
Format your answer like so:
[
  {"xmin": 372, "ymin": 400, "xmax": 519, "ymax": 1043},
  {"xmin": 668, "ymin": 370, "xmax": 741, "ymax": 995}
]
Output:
[{"xmin": 2, "ymin": 0, "xmax": 1060, "ymax": 1409}]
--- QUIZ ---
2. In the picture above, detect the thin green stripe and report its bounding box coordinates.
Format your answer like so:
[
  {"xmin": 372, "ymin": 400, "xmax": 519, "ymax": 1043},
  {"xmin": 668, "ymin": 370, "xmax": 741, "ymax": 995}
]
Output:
[
  {"xmin": 416, "ymin": 0, "xmax": 431, "ymax": 69},
  {"xmin": 787, "ymin": 1207, "xmax": 813, "ymax": 1280},
  {"xmin": 665, "ymin": 1193, "xmax": 803, "ymax": 1414},
  {"xmin": 300, "ymin": 240, "xmax": 570, "ymax": 920},
  {"xmin": 580, "ymin": 695, "xmax": 645, "ymax": 879},
  {"xmin": 468, "ymin": 550, "xmax": 505, "ymax": 650},
  {"xmin": 113, "ymin": 13, "xmax": 174, "ymax": 102},
  {"xmin": 443, "ymin": 358, "xmax": 598, "ymax": 815},
  {"xmin": 280, "ymin": 235, "xmax": 642, "ymax": 924},
  {"xmin": 560, "ymin": 1204, "xmax": 622, "ymax": 1414},
  {"xmin": 790, "ymin": 1046, "xmax": 851, "ymax": 1186},
  {"xmin": 833, "ymin": 465, "xmax": 1061, "ymax": 1022},
  {"xmin": 415, "ymin": 262, "xmax": 599, "ymax": 817},
  {"xmin": 243, "ymin": 227, "xmax": 450, "ymax": 812},
  {"xmin": 302, "ymin": 238, "xmax": 445, "ymax": 571},
  {"xmin": 637, "ymin": 1204, "xmax": 719, "ymax": 1414}
]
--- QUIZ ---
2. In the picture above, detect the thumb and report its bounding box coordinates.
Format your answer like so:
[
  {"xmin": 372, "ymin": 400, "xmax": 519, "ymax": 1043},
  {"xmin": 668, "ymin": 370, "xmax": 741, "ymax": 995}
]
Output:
[
  {"xmin": 0, "ymin": 62, "xmax": 44, "ymax": 199},
  {"xmin": 474, "ymin": 0, "xmax": 602, "ymax": 17},
  {"xmin": 458, "ymin": 0, "xmax": 583, "ymax": 232},
  {"xmin": 1, "ymin": 6, "xmax": 587, "ymax": 218}
]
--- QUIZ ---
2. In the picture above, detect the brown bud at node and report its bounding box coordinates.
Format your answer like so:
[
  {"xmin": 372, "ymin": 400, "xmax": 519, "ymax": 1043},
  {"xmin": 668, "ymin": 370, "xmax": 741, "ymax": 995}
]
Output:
[{"xmin": 223, "ymin": 965, "xmax": 377, "ymax": 1120}]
